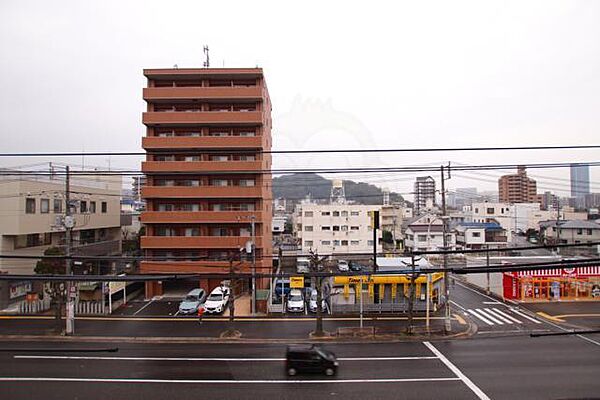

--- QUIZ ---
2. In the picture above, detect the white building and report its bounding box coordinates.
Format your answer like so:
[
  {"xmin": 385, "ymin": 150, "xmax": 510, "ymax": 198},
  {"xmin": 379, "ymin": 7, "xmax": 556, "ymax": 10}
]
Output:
[
  {"xmin": 0, "ymin": 169, "xmax": 122, "ymax": 275},
  {"xmin": 404, "ymin": 213, "xmax": 456, "ymax": 252},
  {"xmin": 295, "ymin": 203, "xmax": 383, "ymax": 255}
]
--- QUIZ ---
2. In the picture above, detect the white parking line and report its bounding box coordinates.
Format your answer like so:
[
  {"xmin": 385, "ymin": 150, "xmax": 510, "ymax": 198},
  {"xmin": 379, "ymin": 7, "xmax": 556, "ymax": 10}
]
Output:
[
  {"xmin": 467, "ymin": 309, "xmax": 493, "ymax": 326},
  {"xmin": 510, "ymin": 308, "xmax": 542, "ymax": 324},
  {"xmin": 0, "ymin": 377, "xmax": 462, "ymax": 384},
  {"xmin": 423, "ymin": 342, "xmax": 491, "ymax": 400},
  {"xmin": 14, "ymin": 355, "xmax": 438, "ymax": 362},
  {"xmin": 132, "ymin": 299, "xmax": 155, "ymax": 316}
]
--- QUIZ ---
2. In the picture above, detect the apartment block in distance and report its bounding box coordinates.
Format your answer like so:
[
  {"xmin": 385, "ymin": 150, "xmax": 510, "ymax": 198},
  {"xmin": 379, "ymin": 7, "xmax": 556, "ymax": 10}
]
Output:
[
  {"xmin": 498, "ymin": 166, "xmax": 538, "ymax": 203},
  {"xmin": 140, "ymin": 68, "xmax": 273, "ymax": 300}
]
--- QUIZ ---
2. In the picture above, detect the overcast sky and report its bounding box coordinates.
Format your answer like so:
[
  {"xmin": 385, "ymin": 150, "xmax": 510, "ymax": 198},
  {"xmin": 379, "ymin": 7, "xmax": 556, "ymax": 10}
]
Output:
[{"xmin": 1, "ymin": 0, "xmax": 599, "ymax": 198}]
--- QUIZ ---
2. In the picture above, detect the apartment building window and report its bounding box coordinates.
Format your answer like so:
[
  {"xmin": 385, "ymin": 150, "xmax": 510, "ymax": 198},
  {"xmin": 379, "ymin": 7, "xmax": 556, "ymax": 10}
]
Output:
[
  {"xmin": 90, "ymin": 201, "xmax": 96, "ymax": 213},
  {"xmin": 158, "ymin": 204, "xmax": 175, "ymax": 211},
  {"xmin": 341, "ymin": 211, "xmax": 348, "ymax": 217},
  {"xmin": 101, "ymin": 201, "xmax": 107, "ymax": 213},
  {"xmin": 577, "ymin": 229, "xmax": 583, "ymax": 235},
  {"xmin": 472, "ymin": 232, "xmax": 481, "ymax": 238},
  {"xmin": 332, "ymin": 226, "xmax": 340, "ymax": 231},
  {"xmin": 185, "ymin": 228, "xmax": 200, "ymax": 236},
  {"xmin": 181, "ymin": 179, "xmax": 200, "ymax": 186},
  {"xmin": 53, "ymin": 199, "xmax": 62, "ymax": 213},
  {"xmin": 341, "ymin": 225, "xmax": 348, "ymax": 231},
  {"xmin": 341, "ymin": 240, "xmax": 348, "ymax": 246},
  {"xmin": 212, "ymin": 179, "xmax": 229, "ymax": 187},
  {"xmin": 80, "ymin": 201, "xmax": 88, "ymax": 213},
  {"xmin": 180, "ymin": 204, "xmax": 200, "ymax": 211},
  {"xmin": 351, "ymin": 211, "xmax": 359, "ymax": 216},
  {"xmin": 351, "ymin": 240, "xmax": 360, "ymax": 246},
  {"xmin": 239, "ymin": 155, "xmax": 256, "ymax": 161},
  {"xmin": 333, "ymin": 240, "xmax": 340, "ymax": 246},
  {"xmin": 239, "ymin": 179, "xmax": 255, "ymax": 187},
  {"xmin": 210, "ymin": 155, "xmax": 229, "ymax": 161},
  {"xmin": 25, "ymin": 198, "xmax": 35, "ymax": 214},
  {"xmin": 321, "ymin": 211, "xmax": 330, "ymax": 216},
  {"xmin": 350, "ymin": 226, "xmax": 359, "ymax": 231},
  {"xmin": 211, "ymin": 227, "xmax": 228, "ymax": 237},
  {"xmin": 304, "ymin": 240, "xmax": 313, "ymax": 247},
  {"xmin": 156, "ymin": 227, "xmax": 174, "ymax": 236},
  {"xmin": 321, "ymin": 226, "xmax": 331, "ymax": 231},
  {"xmin": 587, "ymin": 229, "xmax": 593, "ymax": 235},
  {"xmin": 304, "ymin": 226, "xmax": 313, "ymax": 232},
  {"xmin": 304, "ymin": 211, "xmax": 313, "ymax": 217},
  {"xmin": 475, "ymin": 208, "xmax": 479, "ymax": 213},
  {"xmin": 184, "ymin": 156, "xmax": 201, "ymax": 162},
  {"xmin": 333, "ymin": 211, "xmax": 340, "ymax": 217},
  {"xmin": 40, "ymin": 199, "xmax": 50, "ymax": 214},
  {"xmin": 417, "ymin": 235, "xmax": 427, "ymax": 242},
  {"xmin": 26, "ymin": 234, "xmax": 42, "ymax": 247},
  {"xmin": 487, "ymin": 208, "xmax": 494, "ymax": 214},
  {"xmin": 321, "ymin": 240, "xmax": 331, "ymax": 246}
]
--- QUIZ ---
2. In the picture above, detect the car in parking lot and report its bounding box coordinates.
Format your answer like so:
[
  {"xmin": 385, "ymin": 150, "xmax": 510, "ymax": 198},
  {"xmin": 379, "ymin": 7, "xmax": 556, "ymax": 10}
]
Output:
[
  {"xmin": 337, "ymin": 260, "xmax": 349, "ymax": 272},
  {"xmin": 178, "ymin": 288, "xmax": 207, "ymax": 315},
  {"xmin": 349, "ymin": 261, "xmax": 363, "ymax": 272},
  {"xmin": 203, "ymin": 286, "xmax": 230, "ymax": 314},
  {"xmin": 286, "ymin": 288, "xmax": 305, "ymax": 313},
  {"xmin": 296, "ymin": 257, "xmax": 311, "ymax": 274},
  {"xmin": 308, "ymin": 289, "xmax": 328, "ymax": 313},
  {"xmin": 285, "ymin": 345, "xmax": 338, "ymax": 376}
]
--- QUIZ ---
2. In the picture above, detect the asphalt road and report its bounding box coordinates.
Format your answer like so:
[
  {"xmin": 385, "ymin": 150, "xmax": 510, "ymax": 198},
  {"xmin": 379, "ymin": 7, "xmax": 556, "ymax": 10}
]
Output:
[{"xmin": 1, "ymin": 333, "xmax": 599, "ymax": 400}]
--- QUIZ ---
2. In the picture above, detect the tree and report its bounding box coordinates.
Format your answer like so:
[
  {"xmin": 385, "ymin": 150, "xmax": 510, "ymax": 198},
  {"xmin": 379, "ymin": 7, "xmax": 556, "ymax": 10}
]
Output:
[
  {"xmin": 308, "ymin": 250, "xmax": 329, "ymax": 337},
  {"xmin": 35, "ymin": 247, "xmax": 67, "ymax": 333}
]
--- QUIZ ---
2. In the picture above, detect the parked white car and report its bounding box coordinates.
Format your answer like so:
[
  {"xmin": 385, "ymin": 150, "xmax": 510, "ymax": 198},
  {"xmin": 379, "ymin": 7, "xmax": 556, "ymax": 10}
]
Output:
[
  {"xmin": 337, "ymin": 260, "xmax": 349, "ymax": 272},
  {"xmin": 296, "ymin": 258, "xmax": 310, "ymax": 274},
  {"xmin": 203, "ymin": 286, "xmax": 230, "ymax": 314},
  {"xmin": 308, "ymin": 289, "xmax": 328, "ymax": 313},
  {"xmin": 287, "ymin": 289, "xmax": 305, "ymax": 313}
]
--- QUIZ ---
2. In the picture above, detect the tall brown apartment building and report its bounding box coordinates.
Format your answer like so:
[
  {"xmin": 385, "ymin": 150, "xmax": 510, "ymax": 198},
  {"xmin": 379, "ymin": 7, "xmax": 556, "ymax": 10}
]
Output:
[
  {"xmin": 498, "ymin": 166, "xmax": 538, "ymax": 203},
  {"xmin": 140, "ymin": 68, "xmax": 273, "ymax": 299}
]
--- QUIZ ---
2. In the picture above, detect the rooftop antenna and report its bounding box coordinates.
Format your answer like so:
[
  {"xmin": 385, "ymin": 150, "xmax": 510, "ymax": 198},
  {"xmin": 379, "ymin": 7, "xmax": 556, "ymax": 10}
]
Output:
[{"xmin": 203, "ymin": 45, "xmax": 210, "ymax": 68}]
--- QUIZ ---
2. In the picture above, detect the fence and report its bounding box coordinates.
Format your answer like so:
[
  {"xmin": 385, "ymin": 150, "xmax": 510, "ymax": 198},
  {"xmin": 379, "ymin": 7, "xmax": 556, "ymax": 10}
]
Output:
[
  {"xmin": 331, "ymin": 300, "xmax": 431, "ymax": 314},
  {"xmin": 76, "ymin": 301, "xmax": 106, "ymax": 315},
  {"xmin": 18, "ymin": 298, "xmax": 51, "ymax": 314}
]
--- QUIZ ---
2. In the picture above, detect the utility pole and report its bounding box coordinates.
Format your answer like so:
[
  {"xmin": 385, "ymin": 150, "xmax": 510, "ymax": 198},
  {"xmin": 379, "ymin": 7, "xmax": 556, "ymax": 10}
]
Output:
[
  {"xmin": 64, "ymin": 166, "xmax": 75, "ymax": 335},
  {"xmin": 440, "ymin": 164, "xmax": 451, "ymax": 333},
  {"xmin": 486, "ymin": 245, "xmax": 491, "ymax": 295},
  {"xmin": 371, "ymin": 210, "xmax": 379, "ymax": 272},
  {"xmin": 250, "ymin": 216, "xmax": 256, "ymax": 316},
  {"xmin": 309, "ymin": 250, "xmax": 327, "ymax": 337},
  {"xmin": 406, "ymin": 254, "xmax": 417, "ymax": 335}
]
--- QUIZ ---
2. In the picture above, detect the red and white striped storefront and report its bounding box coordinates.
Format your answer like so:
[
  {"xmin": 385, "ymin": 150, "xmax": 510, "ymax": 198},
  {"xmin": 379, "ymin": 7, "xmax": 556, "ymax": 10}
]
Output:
[{"xmin": 503, "ymin": 266, "xmax": 600, "ymax": 301}]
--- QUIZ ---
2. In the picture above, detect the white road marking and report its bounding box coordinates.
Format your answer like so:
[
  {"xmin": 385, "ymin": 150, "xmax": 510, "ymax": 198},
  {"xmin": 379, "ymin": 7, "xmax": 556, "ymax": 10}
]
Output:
[
  {"xmin": 485, "ymin": 308, "xmax": 513, "ymax": 324},
  {"xmin": 510, "ymin": 309, "xmax": 542, "ymax": 324},
  {"xmin": 423, "ymin": 342, "xmax": 491, "ymax": 400},
  {"xmin": 467, "ymin": 309, "xmax": 494, "ymax": 326},
  {"xmin": 173, "ymin": 311, "xmax": 180, "ymax": 317},
  {"xmin": 14, "ymin": 355, "xmax": 438, "ymax": 362},
  {"xmin": 475, "ymin": 309, "xmax": 504, "ymax": 325},
  {"xmin": 482, "ymin": 301, "xmax": 501, "ymax": 305},
  {"xmin": 0, "ymin": 377, "xmax": 461, "ymax": 384},
  {"xmin": 132, "ymin": 299, "xmax": 155, "ymax": 316},
  {"xmin": 489, "ymin": 308, "xmax": 522, "ymax": 324},
  {"xmin": 450, "ymin": 300, "xmax": 466, "ymax": 311}
]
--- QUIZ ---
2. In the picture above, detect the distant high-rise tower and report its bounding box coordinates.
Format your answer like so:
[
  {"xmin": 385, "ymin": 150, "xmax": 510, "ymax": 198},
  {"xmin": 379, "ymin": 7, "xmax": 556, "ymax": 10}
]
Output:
[
  {"xmin": 570, "ymin": 164, "xmax": 590, "ymax": 199},
  {"xmin": 382, "ymin": 187, "xmax": 390, "ymax": 206},
  {"xmin": 414, "ymin": 176, "xmax": 436, "ymax": 215},
  {"xmin": 498, "ymin": 166, "xmax": 537, "ymax": 203}
]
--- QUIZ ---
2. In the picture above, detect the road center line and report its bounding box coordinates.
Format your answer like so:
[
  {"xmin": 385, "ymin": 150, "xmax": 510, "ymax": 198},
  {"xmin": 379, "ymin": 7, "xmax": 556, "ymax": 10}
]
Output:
[
  {"xmin": 14, "ymin": 355, "xmax": 438, "ymax": 362},
  {"xmin": 0, "ymin": 377, "xmax": 461, "ymax": 384},
  {"xmin": 423, "ymin": 341, "xmax": 491, "ymax": 400}
]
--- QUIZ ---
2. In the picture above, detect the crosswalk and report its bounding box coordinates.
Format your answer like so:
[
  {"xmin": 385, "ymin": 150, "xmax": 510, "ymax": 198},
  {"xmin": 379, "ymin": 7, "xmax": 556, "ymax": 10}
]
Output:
[{"xmin": 464, "ymin": 307, "xmax": 542, "ymax": 327}]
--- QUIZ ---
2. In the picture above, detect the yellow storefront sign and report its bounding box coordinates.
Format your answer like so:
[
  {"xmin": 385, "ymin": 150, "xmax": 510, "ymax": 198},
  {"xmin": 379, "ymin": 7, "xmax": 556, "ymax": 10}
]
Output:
[{"xmin": 290, "ymin": 276, "xmax": 304, "ymax": 288}]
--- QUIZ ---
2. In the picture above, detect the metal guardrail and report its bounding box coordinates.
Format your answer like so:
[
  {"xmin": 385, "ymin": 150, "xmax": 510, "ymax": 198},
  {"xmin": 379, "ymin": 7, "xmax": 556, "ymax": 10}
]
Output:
[{"xmin": 331, "ymin": 301, "xmax": 430, "ymax": 314}]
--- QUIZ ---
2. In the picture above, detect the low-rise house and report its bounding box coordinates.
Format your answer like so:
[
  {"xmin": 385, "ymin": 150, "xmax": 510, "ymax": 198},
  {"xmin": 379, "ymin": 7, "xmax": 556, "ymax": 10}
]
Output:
[
  {"xmin": 454, "ymin": 222, "xmax": 508, "ymax": 250},
  {"xmin": 539, "ymin": 220, "xmax": 600, "ymax": 256},
  {"xmin": 404, "ymin": 213, "xmax": 456, "ymax": 252}
]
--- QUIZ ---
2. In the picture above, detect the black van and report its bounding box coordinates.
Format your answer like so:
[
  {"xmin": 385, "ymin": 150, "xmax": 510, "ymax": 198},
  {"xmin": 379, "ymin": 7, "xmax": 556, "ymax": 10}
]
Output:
[{"xmin": 285, "ymin": 345, "xmax": 338, "ymax": 376}]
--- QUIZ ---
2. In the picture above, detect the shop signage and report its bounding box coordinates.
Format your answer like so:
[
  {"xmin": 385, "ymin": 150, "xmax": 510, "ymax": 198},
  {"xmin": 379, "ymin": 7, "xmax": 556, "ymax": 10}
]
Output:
[
  {"xmin": 9, "ymin": 281, "xmax": 31, "ymax": 299},
  {"xmin": 290, "ymin": 276, "xmax": 304, "ymax": 288},
  {"xmin": 109, "ymin": 281, "xmax": 127, "ymax": 295}
]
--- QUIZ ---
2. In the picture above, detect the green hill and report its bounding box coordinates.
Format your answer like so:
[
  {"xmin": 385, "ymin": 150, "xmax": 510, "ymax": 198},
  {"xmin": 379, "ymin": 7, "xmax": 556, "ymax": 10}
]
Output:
[{"xmin": 272, "ymin": 173, "xmax": 405, "ymax": 205}]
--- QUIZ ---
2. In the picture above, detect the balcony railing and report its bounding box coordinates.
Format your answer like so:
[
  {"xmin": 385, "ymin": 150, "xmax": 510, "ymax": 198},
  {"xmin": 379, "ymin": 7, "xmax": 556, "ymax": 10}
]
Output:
[
  {"xmin": 142, "ymin": 111, "xmax": 263, "ymax": 126},
  {"xmin": 141, "ymin": 235, "xmax": 263, "ymax": 249},
  {"xmin": 141, "ymin": 211, "xmax": 263, "ymax": 224}
]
